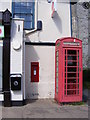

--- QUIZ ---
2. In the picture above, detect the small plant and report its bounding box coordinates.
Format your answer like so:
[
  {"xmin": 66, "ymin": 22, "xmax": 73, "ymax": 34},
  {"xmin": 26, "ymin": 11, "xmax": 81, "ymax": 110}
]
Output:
[{"xmin": 69, "ymin": 102, "xmax": 85, "ymax": 105}]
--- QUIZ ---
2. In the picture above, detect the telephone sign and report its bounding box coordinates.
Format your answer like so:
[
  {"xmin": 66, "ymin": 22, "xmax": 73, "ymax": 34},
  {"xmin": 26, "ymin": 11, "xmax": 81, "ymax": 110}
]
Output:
[{"xmin": 0, "ymin": 26, "xmax": 4, "ymax": 38}]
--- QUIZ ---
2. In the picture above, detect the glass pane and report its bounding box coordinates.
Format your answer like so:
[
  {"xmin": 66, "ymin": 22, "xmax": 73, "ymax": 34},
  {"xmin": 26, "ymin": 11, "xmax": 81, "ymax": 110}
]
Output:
[
  {"xmin": 56, "ymin": 78, "xmax": 58, "ymax": 93},
  {"xmin": 67, "ymin": 73, "xmax": 76, "ymax": 77},
  {"xmin": 67, "ymin": 61, "xmax": 77, "ymax": 66},
  {"xmin": 27, "ymin": 8, "xmax": 32, "ymax": 13},
  {"xmin": 14, "ymin": 14, "xmax": 21, "ymax": 19},
  {"xmin": 20, "ymin": 7, "xmax": 27, "ymax": 13},
  {"xmin": 56, "ymin": 61, "xmax": 58, "ymax": 67},
  {"xmin": 56, "ymin": 51, "xmax": 59, "ymax": 94},
  {"xmin": 56, "ymin": 51, "xmax": 58, "ymax": 56},
  {"xmin": 13, "ymin": 1, "xmax": 34, "ymax": 30},
  {"xmin": 78, "ymin": 50, "xmax": 79, "ymax": 93},
  {"xmin": 21, "ymin": 2, "xmax": 27, "ymax": 7},
  {"xmin": 64, "ymin": 90, "xmax": 66, "ymax": 95},
  {"xmin": 67, "ymin": 79, "xmax": 76, "ymax": 83},
  {"xmin": 67, "ymin": 50, "xmax": 76, "ymax": 55},
  {"xmin": 24, "ymin": 21, "xmax": 29, "ymax": 29},
  {"xmin": 14, "ymin": 2, "xmax": 21, "ymax": 7},
  {"xmin": 57, "ymin": 67, "xmax": 58, "ymax": 72},
  {"xmin": 14, "ymin": 7, "xmax": 21, "ymax": 13},
  {"xmin": 67, "ymin": 55, "xmax": 77, "ymax": 60},
  {"xmin": 56, "ymin": 57, "xmax": 58, "ymax": 61},
  {"xmin": 67, "ymin": 90, "xmax": 76, "ymax": 95},
  {"xmin": 67, "ymin": 67, "xmax": 76, "ymax": 72},
  {"xmin": 67, "ymin": 84, "xmax": 76, "ymax": 89},
  {"xmin": 27, "ymin": 2, "xmax": 33, "ymax": 6},
  {"xmin": 56, "ymin": 72, "xmax": 58, "ymax": 77},
  {"xmin": 20, "ymin": 14, "xmax": 25, "ymax": 19},
  {"xmin": 65, "ymin": 49, "xmax": 80, "ymax": 96}
]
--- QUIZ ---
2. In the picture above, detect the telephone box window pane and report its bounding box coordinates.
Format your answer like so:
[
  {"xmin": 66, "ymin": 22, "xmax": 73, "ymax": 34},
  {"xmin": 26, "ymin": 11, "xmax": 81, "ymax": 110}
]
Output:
[
  {"xmin": 67, "ymin": 79, "xmax": 76, "ymax": 83},
  {"xmin": 67, "ymin": 84, "xmax": 76, "ymax": 89},
  {"xmin": 56, "ymin": 73, "xmax": 58, "ymax": 77},
  {"xmin": 56, "ymin": 78, "xmax": 58, "ymax": 93},
  {"xmin": 57, "ymin": 67, "xmax": 58, "ymax": 72},
  {"xmin": 56, "ymin": 51, "xmax": 58, "ymax": 56},
  {"xmin": 67, "ymin": 73, "xmax": 76, "ymax": 77},
  {"xmin": 67, "ymin": 67, "xmax": 76, "ymax": 72},
  {"xmin": 65, "ymin": 49, "xmax": 79, "ymax": 96},
  {"xmin": 67, "ymin": 50, "xmax": 76, "ymax": 55},
  {"xmin": 67, "ymin": 90, "xmax": 76, "ymax": 95}
]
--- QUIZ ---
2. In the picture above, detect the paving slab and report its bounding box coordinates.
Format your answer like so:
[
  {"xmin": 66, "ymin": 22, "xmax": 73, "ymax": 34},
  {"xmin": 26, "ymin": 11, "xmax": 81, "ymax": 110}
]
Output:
[{"xmin": 1, "ymin": 99, "xmax": 88, "ymax": 118}]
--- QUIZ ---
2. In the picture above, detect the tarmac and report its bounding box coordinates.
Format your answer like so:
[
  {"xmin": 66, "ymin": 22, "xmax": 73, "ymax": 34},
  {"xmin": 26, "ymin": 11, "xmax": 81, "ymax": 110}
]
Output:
[{"xmin": 1, "ymin": 99, "xmax": 88, "ymax": 118}]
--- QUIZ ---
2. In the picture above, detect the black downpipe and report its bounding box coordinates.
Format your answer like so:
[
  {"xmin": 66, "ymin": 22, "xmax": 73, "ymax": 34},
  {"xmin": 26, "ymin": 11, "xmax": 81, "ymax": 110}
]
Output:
[{"xmin": 3, "ymin": 9, "xmax": 11, "ymax": 107}]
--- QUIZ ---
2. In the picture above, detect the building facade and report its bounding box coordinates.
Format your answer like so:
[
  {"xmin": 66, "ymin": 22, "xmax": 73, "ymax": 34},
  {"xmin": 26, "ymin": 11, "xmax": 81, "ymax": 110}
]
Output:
[{"xmin": 0, "ymin": 0, "xmax": 73, "ymax": 106}]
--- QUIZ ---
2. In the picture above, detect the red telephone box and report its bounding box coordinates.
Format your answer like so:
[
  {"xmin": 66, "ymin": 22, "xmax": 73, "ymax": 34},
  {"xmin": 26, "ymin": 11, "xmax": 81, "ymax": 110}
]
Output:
[{"xmin": 55, "ymin": 37, "xmax": 82, "ymax": 103}]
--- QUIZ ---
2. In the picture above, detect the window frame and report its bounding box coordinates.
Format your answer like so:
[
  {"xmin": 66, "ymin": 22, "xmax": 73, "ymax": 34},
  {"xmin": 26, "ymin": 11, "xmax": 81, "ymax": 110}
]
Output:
[{"xmin": 12, "ymin": 1, "xmax": 35, "ymax": 30}]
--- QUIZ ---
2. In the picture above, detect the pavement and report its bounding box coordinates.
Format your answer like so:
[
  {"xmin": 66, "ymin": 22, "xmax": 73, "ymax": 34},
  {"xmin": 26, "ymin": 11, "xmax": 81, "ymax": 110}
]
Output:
[{"xmin": 0, "ymin": 99, "xmax": 88, "ymax": 118}]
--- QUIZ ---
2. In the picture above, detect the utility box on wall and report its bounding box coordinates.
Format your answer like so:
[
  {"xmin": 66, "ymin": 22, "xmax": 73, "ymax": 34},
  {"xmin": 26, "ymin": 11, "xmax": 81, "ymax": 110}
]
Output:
[
  {"xmin": 10, "ymin": 74, "xmax": 21, "ymax": 91},
  {"xmin": 55, "ymin": 37, "xmax": 82, "ymax": 103}
]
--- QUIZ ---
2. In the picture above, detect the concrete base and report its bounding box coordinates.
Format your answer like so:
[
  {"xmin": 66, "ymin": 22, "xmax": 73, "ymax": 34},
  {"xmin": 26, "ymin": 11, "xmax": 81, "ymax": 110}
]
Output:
[
  {"xmin": 11, "ymin": 99, "xmax": 26, "ymax": 106},
  {"xmin": 2, "ymin": 99, "xmax": 88, "ymax": 118}
]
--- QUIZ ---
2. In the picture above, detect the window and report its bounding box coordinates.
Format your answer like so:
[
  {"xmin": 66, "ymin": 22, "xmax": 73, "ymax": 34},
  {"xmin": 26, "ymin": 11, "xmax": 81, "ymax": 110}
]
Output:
[
  {"xmin": 12, "ymin": 1, "xmax": 35, "ymax": 30},
  {"xmin": 31, "ymin": 62, "xmax": 39, "ymax": 82}
]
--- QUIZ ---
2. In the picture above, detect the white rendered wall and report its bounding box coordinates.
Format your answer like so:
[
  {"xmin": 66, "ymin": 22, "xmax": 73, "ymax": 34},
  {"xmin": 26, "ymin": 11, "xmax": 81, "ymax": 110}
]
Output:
[
  {"xmin": 10, "ymin": 19, "xmax": 24, "ymax": 74},
  {"xmin": 0, "ymin": 1, "xmax": 12, "ymax": 12},
  {"xmin": 10, "ymin": 19, "xmax": 24, "ymax": 101},
  {"xmin": 25, "ymin": 45, "xmax": 55, "ymax": 99},
  {"xmin": 0, "ymin": 1, "xmax": 71, "ymax": 42},
  {"xmin": 25, "ymin": 1, "xmax": 71, "ymax": 99},
  {"xmin": 26, "ymin": 1, "xmax": 71, "ymax": 42},
  {"xmin": 0, "ymin": 1, "xmax": 71, "ymax": 100}
]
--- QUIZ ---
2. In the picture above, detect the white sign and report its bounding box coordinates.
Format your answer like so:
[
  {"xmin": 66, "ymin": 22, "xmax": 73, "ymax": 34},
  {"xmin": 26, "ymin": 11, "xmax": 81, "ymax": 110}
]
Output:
[
  {"xmin": 63, "ymin": 42, "xmax": 80, "ymax": 46},
  {"xmin": 0, "ymin": 26, "xmax": 4, "ymax": 38}
]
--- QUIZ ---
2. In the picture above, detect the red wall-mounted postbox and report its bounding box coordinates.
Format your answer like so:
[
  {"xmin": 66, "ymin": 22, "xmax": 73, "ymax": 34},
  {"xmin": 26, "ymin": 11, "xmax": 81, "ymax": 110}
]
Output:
[
  {"xmin": 55, "ymin": 37, "xmax": 82, "ymax": 103},
  {"xmin": 31, "ymin": 62, "xmax": 39, "ymax": 82}
]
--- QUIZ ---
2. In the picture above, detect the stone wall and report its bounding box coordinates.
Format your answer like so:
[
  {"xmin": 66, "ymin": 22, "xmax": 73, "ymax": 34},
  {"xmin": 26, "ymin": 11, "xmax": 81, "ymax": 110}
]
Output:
[
  {"xmin": 88, "ymin": 8, "xmax": 90, "ymax": 68},
  {"xmin": 71, "ymin": 2, "xmax": 89, "ymax": 69}
]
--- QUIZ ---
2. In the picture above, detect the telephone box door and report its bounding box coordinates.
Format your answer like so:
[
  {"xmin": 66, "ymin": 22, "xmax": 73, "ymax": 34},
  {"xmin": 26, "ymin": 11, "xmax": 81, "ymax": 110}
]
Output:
[{"xmin": 63, "ymin": 48, "xmax": 82, "ymax": 101}]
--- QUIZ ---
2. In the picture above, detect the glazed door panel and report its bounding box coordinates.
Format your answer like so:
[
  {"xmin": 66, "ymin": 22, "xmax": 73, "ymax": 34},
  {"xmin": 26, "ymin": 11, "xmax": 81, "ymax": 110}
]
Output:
[{"xmin": 63, "ymin": 48, "xmax": 82, "ymax": 98}]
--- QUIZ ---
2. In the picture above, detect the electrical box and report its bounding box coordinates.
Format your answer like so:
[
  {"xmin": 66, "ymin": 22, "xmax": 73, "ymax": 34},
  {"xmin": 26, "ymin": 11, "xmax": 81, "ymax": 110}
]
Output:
[
  {"xmin": 55, "ymin": 37, "xmax": 82, "ymax": 103},
  {"xmin": 10, "ymin": 74, "xmax": 21, "ymax": 90}
]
